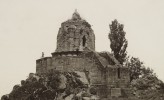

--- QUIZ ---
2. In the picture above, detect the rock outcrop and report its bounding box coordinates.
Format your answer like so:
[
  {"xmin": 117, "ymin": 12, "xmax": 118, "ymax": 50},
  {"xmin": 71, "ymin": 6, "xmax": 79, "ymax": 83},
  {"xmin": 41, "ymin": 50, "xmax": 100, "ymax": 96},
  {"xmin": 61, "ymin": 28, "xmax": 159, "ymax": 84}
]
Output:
[{"xmin": 1, "ymin": 71, "xmax": 101, "ymax": 100}]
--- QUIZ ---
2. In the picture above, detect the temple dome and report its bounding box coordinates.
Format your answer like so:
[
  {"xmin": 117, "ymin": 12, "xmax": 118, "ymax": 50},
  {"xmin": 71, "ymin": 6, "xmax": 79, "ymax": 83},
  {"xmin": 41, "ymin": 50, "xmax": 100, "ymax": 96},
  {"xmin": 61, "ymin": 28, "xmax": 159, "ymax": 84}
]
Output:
[{"xmin": 56, "ymin": 11, "xmax": 95, "ymax": 52}]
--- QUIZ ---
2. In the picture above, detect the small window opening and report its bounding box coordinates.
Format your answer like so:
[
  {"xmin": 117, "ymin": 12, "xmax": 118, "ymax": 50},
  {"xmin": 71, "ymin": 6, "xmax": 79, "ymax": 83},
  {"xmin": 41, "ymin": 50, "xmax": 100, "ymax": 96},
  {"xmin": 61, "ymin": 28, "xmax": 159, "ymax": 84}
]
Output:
[
  {"xmin": 82, "ymin": 36, "xmax": 86, "ymax": 47},
  {"xmin": 118, "ymin": 68, "xmax": 121, "ymax": 79}
]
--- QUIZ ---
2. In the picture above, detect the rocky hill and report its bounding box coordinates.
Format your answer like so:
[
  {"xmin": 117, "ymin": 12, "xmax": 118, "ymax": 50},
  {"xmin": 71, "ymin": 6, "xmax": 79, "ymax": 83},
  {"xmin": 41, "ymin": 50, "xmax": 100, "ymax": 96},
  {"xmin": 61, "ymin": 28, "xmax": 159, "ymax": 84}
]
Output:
[
  {"xmin": 1, "ymin": 70, "xmax": 164, "ymax": 100},
  {"xmin": 1, "ymin": 71, "xmax": 100, "ymax": 100}
]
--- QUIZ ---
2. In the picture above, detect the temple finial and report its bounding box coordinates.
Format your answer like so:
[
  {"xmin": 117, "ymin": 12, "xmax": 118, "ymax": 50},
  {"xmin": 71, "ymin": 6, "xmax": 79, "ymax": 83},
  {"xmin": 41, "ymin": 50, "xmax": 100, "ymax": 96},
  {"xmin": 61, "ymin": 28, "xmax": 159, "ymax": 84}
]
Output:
[
  {"xmin": 72, "ymin": 9, "xmax": 81, "ymax": 20},
  {"xmin": 75, "ymin": 9, "xmax": 77, "ymax": 13}
]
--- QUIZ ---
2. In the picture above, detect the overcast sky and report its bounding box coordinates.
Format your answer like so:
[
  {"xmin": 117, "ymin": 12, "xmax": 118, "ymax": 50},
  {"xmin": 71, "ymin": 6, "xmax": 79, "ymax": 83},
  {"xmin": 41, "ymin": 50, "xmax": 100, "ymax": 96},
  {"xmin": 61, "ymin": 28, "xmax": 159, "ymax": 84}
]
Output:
[{"xmin": 0, "ymin": 0, "xmax": 164, "ymax": 97}]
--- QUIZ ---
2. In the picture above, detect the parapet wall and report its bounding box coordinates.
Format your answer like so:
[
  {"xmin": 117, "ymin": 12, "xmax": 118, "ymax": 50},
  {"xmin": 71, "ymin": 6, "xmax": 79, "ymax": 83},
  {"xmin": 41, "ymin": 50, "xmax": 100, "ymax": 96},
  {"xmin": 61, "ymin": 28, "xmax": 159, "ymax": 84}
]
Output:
[{"xmin": 36, "ymin": 57, "xmax": 52, "ymax": 75}]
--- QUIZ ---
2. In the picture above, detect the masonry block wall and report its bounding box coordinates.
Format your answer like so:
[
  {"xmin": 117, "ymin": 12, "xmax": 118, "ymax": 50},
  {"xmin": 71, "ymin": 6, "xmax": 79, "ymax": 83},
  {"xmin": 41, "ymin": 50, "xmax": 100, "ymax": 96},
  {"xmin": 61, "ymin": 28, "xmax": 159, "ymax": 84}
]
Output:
[
  {"xmin": 51, "ymin": 51, "xmax": 105, "ymax": 85},
  {"xmin": 36, "ymin": 57, "xmax": 52, "ymax": 75}
]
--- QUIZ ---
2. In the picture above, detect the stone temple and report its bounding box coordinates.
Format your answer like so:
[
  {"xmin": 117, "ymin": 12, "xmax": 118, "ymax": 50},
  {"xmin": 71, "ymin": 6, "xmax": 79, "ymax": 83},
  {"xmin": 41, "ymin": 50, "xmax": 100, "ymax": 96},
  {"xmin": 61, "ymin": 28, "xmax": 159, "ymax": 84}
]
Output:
[{"xmin": 36, "ymin": 11, "xmax": 130, "ymax": 98}]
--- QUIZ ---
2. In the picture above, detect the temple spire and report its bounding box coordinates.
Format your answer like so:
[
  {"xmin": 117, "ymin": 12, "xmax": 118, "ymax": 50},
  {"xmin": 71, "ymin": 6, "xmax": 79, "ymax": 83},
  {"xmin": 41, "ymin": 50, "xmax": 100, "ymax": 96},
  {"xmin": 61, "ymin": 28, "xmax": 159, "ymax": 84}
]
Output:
[
  {"xmin": 75, "ymin": 9, "xmax": 77, "ymax": 13},
  {"xmin": 72, "ymin": 9, "xmax": 81, "ymax": 20}
]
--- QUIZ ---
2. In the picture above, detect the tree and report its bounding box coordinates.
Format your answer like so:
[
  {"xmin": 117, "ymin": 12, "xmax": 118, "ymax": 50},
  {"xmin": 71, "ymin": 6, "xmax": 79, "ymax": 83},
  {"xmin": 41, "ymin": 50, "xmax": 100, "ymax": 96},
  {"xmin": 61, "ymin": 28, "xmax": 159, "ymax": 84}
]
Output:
[
  {"xmin": 131, "ymin": 74, "xmax": 164, "ymax": 100},
  {"xmin": 109, "ymin": 19, "xmax": 128, "ymax": 64},
  {"xmin": 127, "ymin": 57, "xmax": 154, "ymax": 82},
  {"xmin": 108, "ymin": 19, "xmax": 164, "ymax": 100},
  {"xmin": 127, "ymin": 57, "xmax": 164, "ymax": 99}
]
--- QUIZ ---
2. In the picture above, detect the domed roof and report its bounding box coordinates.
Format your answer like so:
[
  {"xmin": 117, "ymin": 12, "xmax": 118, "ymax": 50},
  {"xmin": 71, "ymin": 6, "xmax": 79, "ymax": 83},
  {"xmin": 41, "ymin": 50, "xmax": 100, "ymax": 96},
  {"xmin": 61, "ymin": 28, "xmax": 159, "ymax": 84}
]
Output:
[{"xmin": 56, "ymin": 10, "xmax": 95, "ymax": 52}]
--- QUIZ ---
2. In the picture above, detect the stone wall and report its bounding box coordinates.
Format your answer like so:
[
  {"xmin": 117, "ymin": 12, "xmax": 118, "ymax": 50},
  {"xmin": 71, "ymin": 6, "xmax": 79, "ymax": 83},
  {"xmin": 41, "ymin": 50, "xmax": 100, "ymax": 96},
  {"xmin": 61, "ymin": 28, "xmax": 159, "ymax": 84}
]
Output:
[
  {"xmin": 36, "ymin": 57, "xmax": 52, "ymax": 75},
  {"xmin": 36, "ymin": 52, "xmax": 130, "ymax": 98},
  {"xmin": 106, "ymin": 66, "xmax": 130, "ymax": 88},
  {"xmin": 106, "ymin": 66, "xmax": 118, "ymax": 85},
  {"xmin": 51, "ymin": 51, "xmax": 105, "ymax": 85}
]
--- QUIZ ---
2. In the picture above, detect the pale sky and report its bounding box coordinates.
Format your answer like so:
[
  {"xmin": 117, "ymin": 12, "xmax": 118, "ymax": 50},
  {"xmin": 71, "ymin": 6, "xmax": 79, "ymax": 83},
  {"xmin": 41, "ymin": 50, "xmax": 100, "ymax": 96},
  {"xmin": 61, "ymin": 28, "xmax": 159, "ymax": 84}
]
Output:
[{"xmin": 0, "ymin": 0, "xmax": 164, "ymax": 97}]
